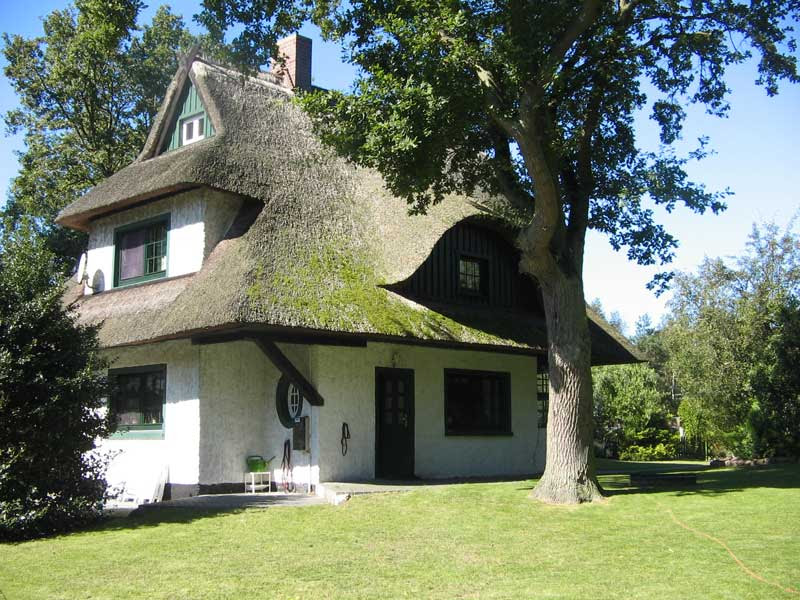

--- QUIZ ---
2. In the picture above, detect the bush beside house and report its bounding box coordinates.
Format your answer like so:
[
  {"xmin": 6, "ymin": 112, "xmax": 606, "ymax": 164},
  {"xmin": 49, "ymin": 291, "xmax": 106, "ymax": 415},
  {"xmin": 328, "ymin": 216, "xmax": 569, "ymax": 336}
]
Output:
[{"xmin": 0, "ymin": 230, "xmax": 111, "ymax": 541}]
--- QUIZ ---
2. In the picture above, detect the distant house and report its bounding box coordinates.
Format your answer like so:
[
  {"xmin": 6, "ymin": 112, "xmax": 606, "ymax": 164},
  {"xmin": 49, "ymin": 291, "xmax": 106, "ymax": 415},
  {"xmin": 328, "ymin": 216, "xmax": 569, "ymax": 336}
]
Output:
[{"xmin": 57, "ymin": 35, "xmax": 639, "ymax": 503}]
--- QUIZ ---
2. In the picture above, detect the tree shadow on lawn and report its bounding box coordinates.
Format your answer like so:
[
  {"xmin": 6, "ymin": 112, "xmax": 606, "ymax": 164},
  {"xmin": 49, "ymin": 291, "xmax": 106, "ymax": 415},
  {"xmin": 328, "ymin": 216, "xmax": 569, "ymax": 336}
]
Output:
[
  {"xmin": 0, "ymin": 506, "xmax": 261, "ymax": 546},
  {"xmin": 601, "ymin": 463, "xmax": 800, "ymax": 498},
  {"xmin": 514, "ymin": 463, "xmax": 800, "ymax": 497},
  {"xmin": 13, "ymin": 466, "xmax": 798, "ymax": 543}
]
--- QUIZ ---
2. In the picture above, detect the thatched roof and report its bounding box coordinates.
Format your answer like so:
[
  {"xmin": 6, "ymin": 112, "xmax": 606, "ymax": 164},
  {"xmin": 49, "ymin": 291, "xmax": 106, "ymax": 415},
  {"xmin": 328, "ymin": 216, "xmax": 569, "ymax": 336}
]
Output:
[{"xmin": 57, "ymin": 56, "xmax": 641, "ymax": 365}]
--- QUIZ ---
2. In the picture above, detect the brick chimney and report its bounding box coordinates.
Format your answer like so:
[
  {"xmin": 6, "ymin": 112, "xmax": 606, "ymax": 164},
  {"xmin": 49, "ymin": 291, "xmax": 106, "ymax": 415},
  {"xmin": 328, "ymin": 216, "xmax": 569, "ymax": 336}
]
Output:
[{"xmin": 271, "ymin": 34, "xmax": 312, "ymax": 91}]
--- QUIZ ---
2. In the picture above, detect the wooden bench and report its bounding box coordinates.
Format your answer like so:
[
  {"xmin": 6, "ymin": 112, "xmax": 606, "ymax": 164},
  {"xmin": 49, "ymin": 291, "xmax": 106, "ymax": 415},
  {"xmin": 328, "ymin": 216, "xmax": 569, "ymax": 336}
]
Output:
[{"xmin": 630, "ymin": 473, "xmax": 697, "ymax": 488}]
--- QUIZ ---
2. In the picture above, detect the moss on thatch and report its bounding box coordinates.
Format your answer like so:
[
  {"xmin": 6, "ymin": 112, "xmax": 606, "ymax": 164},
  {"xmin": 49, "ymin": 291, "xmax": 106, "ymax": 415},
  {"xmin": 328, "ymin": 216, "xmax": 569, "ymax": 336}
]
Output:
[
  {"xmin": 247, "ymin": 243, "xmax": 521, "ymax": 347},
  {"xmin": 57, "ymin": 55, "xmax": 640, "ymax": 363}
]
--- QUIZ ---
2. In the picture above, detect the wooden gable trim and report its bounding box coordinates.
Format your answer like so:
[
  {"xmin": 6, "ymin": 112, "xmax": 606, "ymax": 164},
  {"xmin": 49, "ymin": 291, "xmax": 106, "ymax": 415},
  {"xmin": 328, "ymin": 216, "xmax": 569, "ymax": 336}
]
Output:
[
  {"xmin": 138, "ymin": 49, "xmax": 224, "ymax": 162},
  {"xmin": 138, "ymin": 49, "xmax": 196, "ymax": 161},
  {"xmin": 159, "ymin": 75, "xmax": 215, "ymax": 154}
]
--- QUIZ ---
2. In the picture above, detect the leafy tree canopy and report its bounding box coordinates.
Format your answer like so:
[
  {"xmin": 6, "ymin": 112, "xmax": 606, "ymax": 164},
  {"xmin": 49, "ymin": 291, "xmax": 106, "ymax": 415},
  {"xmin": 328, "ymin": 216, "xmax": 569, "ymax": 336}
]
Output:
[
  {"xmin": 590, "ymin": 302, "xmax": 675, "ymax": 458},
  {"xmin": 201, "ymin": 0, "xmax": 795, "ymax": 282},
  {"xmin": 197, "ymin": 0, "xmax": 799, "ymax": 503},
  {"xmin": 1, "ymin": 0, "xmax": 196, "ymax": 270},
  {"xmin": 593, "ymin": 363, "xmax": 664, "ymax": 434},
  {"xmin": 663, "ymin": 221, "xmax": 800, "ymax": 457}
]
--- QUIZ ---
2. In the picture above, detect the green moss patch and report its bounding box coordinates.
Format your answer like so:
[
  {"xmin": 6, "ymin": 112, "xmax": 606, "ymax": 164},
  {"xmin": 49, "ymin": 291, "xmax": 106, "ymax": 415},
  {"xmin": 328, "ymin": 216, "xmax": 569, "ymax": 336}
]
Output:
[{"xmin": 247, "ymin": 243, "xmax": 520, "ymax": 346}]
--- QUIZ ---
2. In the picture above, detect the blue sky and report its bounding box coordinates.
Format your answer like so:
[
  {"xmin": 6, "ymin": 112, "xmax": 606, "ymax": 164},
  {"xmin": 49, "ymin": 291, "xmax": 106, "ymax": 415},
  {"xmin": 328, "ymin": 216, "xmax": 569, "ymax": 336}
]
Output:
[{"xmin": 1, "ymin": 1, "xmax": 798, "ymax": 333}]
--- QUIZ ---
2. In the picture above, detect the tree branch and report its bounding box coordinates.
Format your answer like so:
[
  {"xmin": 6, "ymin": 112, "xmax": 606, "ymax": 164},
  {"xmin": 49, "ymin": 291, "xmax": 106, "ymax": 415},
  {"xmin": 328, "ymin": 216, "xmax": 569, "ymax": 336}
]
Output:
[
  {"xmin": 487, "ymin": 124, "xmax": 532, "ymax": 213},
  {"xmin": 539, "ymin": 0, "xmax": 603, "ymax": 89},
  {"xmin": 474, "ymin": 63, "xmax": 519, "ymax": 138}
]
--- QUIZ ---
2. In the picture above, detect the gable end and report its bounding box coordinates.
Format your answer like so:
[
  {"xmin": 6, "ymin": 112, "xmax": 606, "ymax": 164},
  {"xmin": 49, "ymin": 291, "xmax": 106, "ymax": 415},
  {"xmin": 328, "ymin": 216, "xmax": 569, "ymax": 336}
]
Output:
[{"xmin": 158, "ymin": 77, "xmax": 215, "ymax": 154}]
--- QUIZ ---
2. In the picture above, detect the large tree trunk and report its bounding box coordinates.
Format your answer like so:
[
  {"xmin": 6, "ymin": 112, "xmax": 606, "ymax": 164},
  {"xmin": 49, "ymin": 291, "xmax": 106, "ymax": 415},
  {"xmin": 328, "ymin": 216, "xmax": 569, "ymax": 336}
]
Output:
[{"xmin": 530, "ymin": 269, "xmax": 604, "ymax": 504}]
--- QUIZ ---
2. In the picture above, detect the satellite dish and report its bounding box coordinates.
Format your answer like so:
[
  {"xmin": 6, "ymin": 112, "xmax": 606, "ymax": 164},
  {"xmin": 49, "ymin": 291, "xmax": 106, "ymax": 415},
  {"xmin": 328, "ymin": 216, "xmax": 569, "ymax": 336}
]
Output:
[{"xmin": 74, "ymin": 252, "xmax": 87, "ymax": 284}]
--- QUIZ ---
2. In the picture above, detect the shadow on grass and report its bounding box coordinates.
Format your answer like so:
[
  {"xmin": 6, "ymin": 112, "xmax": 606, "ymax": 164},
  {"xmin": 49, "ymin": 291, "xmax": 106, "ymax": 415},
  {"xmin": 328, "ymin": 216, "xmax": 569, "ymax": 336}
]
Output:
[
  {"xmin": 14, "ymin": 463, "xmax": 798, "ymax": 542},
  {"xmin": 88, "ymin": 475, "xmax": 547, "ymax": 534},
  {"xmin": 0, "ymin": 505, "xmax": 258, "ymax": 546},
  {"xmin": 600, "ymin": 461, "xmax": 800, "ymax": 498},
  {"xmin": 513, "ymin": 462, "xmax": 800, "ymax": 497}
]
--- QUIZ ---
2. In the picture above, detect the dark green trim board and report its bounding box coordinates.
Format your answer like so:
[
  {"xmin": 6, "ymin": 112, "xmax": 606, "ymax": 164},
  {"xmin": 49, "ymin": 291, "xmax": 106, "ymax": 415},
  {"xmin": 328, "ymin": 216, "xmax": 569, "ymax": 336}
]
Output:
[
  {"xmin": 108, "ymin": 425, "xmax": 164, "ymax": 441},
  {"xmin": 108, "ymin": 363, "xmax": 168, "ymax": 376},
  {"xmin": 275, "ymin": 374, "xmax": 305, "ymax": 428},
  {"xmin": 160, "ymin": 79, "xmax": 215, "ymax": 153},
  {"xmin": 191, "ymin": 329, "xmax": 368, "ymax": 348},
  {"xmin": 112, "ymin": 214, "xmax": 170, "ymax": 288},
  {"xmin": 107, "ymin": 364, "xmax": 167, "ymax": 440}
]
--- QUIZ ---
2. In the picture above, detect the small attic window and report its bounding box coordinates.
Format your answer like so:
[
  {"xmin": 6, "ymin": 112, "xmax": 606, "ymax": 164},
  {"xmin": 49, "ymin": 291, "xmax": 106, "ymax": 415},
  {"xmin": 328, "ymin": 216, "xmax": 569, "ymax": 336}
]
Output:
[
  {"xmin": 181, "ymin": 114, "xmax": 205, "ymax": 145},
  {"xmin": 458, "ymin": 256, "xmax": 487, "ymax": 296}
]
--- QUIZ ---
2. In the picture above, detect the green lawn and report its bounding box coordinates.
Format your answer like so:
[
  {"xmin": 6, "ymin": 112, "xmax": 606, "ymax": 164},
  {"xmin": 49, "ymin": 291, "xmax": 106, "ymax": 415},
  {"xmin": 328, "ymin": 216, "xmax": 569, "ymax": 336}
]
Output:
[{"xmin": 1, "ymin": 462, "xmax": 798, "ymax": 599}]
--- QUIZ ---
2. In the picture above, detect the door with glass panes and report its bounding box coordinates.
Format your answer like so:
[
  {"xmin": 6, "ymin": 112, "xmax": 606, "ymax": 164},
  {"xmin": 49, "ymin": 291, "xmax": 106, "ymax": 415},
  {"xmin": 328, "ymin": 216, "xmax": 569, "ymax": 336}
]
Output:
[{"xmin": 375, "ymin": 368, "xmax": 415, "ymax": 478}]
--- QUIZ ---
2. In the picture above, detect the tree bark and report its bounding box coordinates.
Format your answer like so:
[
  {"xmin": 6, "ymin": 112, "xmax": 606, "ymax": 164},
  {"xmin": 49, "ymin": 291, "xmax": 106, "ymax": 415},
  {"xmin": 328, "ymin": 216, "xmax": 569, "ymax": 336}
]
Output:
[{"xmin": 529, "ymin": 267, "xmax": 604, "ymax": 504}]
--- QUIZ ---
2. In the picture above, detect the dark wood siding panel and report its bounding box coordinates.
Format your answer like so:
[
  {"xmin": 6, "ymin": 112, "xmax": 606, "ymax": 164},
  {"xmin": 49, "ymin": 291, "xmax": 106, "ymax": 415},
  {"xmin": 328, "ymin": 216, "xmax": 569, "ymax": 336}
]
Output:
[{"xmin": 393, "ymin": 221, "xmax": 543, "ymax": 312}]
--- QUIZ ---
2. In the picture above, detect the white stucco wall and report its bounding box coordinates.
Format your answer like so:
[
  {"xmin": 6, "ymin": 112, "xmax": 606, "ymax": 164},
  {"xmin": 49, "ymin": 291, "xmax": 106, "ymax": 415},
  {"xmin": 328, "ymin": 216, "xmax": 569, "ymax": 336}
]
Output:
[
  {"xmin": 100, "ymin": 340, "xmax": 200, "ymax": 501},
  {"xmin": 198, "ymin": 341, "xmax": 318, "ymax": 488},
  {"xmin": 310, "ymin": 342, "xmax": 544, "ymax": 482},
  {"xmin": 84, "ymin": 188, "xmax": 241, "ymax": 293},
  {"xmin": 103, "ymin": 337, "xmax": 544, "ymax": 497}
]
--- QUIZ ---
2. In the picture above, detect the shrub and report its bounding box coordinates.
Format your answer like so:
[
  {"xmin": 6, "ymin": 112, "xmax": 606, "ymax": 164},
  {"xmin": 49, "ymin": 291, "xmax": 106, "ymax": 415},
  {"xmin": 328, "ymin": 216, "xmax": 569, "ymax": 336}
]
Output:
[
  {"xmin": 0, "ymin": 230, "xmax": 110, "ymax": 541},
  {"xmin": 619, "ymin": 443, "xmax": 678, "ymax": 461}
]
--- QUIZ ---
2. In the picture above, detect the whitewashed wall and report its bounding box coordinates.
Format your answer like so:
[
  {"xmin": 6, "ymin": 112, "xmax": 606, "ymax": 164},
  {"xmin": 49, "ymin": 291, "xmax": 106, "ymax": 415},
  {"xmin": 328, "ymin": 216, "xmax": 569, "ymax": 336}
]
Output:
[
  {"xmin": 84, "ymin": 188, "xmax": 241, "ymax": 294},
  {"xmin": 198, "ymin": 341, "xmax": 318, "ymax": 488},
  {"xmin": 103, "ymin": 337, "xmax": 543, "ymax": 497},
  {"xmin": 310, "ymin": 342, "xmax": 544, "ymax": 482},
  {"xmin": 101, "ymin": 340, "xmax": 200, "ymax": 501}
]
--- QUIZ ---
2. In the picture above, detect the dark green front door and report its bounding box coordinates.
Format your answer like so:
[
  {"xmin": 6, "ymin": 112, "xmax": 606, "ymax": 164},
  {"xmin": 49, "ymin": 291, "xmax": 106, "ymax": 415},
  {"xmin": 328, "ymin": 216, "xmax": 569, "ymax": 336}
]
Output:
[{"xmin": 375, "ymin": 368, "xmax": 415, "ymax": 479}]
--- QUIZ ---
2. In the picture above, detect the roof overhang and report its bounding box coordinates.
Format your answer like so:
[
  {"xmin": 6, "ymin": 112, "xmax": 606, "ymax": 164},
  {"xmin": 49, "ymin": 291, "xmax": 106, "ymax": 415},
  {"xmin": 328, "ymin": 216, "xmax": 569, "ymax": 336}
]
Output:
[{"xmin": 57, "ymin": 183, "xmax": 201, "ymax": 231}]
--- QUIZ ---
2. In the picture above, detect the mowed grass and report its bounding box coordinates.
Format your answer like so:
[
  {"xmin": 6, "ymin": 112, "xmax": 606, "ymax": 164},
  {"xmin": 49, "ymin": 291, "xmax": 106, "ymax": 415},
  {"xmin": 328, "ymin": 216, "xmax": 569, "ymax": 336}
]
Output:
[{"xmin": 1, "ymin": 462, "xmax": 798, "ymax": 599}]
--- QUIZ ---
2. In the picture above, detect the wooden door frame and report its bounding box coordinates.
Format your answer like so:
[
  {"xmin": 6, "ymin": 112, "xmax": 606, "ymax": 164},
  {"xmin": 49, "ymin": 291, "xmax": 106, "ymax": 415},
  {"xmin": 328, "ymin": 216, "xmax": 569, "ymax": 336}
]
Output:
[{"xmin": 374, "ymin": 367, "xmax": 415, "ymax": 479}]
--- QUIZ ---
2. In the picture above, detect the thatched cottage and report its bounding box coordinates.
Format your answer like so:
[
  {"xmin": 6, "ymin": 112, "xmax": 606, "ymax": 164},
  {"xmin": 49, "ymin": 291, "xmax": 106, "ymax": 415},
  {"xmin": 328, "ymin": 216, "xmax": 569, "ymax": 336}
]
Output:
[{"xmin": 57, "ymin": 35, "xmax": 638, "ymax": 503}]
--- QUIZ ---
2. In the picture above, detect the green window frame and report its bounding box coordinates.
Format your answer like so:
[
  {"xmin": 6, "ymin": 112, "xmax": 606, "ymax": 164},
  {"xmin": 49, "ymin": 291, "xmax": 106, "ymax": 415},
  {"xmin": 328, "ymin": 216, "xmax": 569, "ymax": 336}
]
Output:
[
  {"xmin": 108, "ymin": 365, "xmax": 166, "ymax": 440},
  {"xmin": 113, "ymin": 215, "xmax": 170, "ymax": 287},
  {"xmin": 444, "ymin": 369, "xmax": 512, "ymax": 436},
  {"xmin": 537, "ymin": 368, "xmax": 549, "ymax": 428}
]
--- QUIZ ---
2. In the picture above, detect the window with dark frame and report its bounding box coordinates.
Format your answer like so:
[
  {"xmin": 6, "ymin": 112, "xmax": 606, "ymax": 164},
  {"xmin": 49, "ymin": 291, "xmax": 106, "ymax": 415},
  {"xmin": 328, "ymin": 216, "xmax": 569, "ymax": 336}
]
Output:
[
  {"xmin": 109, "ymin": 366, "xmax": 166, "ymax": 432},
  {"xmin": 114, "ymin": 217, "xmax": 168, "ymax": 287},
  {"xmin": 445, "ymin": 369, "xmax": 511, "ymax": 435},
  {"xmin": 458, "ymin": 256, "xmax": 487, "ymax": 295},
  {"xmin": 537, "ymin": 369, "xmax": 549, "ymax": 428}
]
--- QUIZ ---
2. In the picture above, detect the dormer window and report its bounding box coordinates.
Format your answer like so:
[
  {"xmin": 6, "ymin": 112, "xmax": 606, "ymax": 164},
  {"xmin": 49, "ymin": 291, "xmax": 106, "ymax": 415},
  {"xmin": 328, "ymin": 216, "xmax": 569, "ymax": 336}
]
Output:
[
  {"xmin": 181, "ymin": 114, "xmax": 205, "ymax": 145},
  {"xmin": 159, "ymin": 80, "xmax": 214, "ymax": 154},
  {"xmin": 458, "ymin": 256, "xmax": 487, "ymax": 296},
  {"xmin": 114, "ymin": 216, "xmax": 169, "ymax": 287}
]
